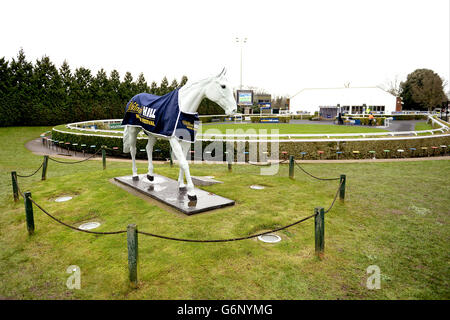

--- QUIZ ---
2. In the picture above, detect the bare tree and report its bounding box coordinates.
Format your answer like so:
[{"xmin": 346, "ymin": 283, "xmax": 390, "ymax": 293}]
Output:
[
  {"xmin": 246, "ymin": 85, "xmax": 270, "ymax": 95},
  {"xmin": 380, "ymin": 75, "xmax": 402, "ymax": 96}
]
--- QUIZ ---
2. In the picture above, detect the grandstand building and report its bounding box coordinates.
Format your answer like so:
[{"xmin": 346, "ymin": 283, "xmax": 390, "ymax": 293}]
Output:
[{"xmin": 289, "ymin": 87, "xmax": 399, "ymax": 117}]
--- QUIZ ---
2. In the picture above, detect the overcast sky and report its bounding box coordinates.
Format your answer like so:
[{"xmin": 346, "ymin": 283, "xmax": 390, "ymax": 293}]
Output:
[{"xmin": 1, "ymin": 0, "xmax": 449, "ymax": 97}]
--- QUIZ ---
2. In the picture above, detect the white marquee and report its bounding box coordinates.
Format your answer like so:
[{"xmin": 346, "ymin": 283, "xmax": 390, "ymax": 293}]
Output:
[{"xmin": 289, "ymin": 87, "xmax": 397, "ymax": 115}]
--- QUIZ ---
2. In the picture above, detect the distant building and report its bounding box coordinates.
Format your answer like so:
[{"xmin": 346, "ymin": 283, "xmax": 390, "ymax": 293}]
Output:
[
  {"xmin": 254, "ymin": 93, "xmax": 271, "ymax": 114},
  {"xmin": 289, "ymin": 87, "xmax": 398, "ymax": 117},
  {"xmin": 254, "ymin": 93, "xmax": 271, "ymax": 105}
]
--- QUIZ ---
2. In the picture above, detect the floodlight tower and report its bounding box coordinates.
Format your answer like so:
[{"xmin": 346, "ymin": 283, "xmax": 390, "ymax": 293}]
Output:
[{"xmin": 235, "ymin": 37, "xmax": 247, "ymax": 90}]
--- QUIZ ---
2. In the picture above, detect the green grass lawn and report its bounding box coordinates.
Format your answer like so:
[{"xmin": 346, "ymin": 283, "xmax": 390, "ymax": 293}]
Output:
[
  {"xmin": 0, "ymin": 127, "xmax": 449, "ymax": 299},
  {"xmin": 199, "ymin": 123, "xmax": 388, "ymax": 135},
  {"xmin": 414, "ymin": 122, "xmax": 433, "ymax": 131},
  {"xmin": 54, "ymin": 122, "xmax": 389, "ymax": 137}
]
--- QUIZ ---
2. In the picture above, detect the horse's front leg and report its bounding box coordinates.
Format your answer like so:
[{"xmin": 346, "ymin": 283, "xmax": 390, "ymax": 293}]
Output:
[
  {"xmin": 130, "ymin": 144, "xmax": 138, "ymax": 179},
  {"xmin": 124, "ymin": 126, "xmax": 139, "ymax": 179},
  {"xmin": 146, "ymin": 135, "xmax": 156, "ymax": 181},
  {"xmin": 178, "ymin": 167, "xmax": 185, "ymax": 189},
  {"xmin": 177, "ymin": 140, "xmax": 191, "ymax": 190},
  {"xmin": 170, "ymin": 138, "xmax": 196, "ymax": 200}
]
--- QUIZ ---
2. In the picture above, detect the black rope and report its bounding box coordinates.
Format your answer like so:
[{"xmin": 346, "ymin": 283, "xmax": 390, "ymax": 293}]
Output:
[
  {"xmin": 324, "ymin": 179, "xmax": 343, "ymax": 213},
  {"xmin": 29, "ymin": 197, "xmax": 127, "ymax": 235},
  {"xmin": 16, "ymin": 160, "xmax": 44, "ymax": 178},
  {"xmin": 48, "ymin": 148, "xmax": 102, "ymax": 164},
  {"xmin": 28, "ymin": 188, "xmax": 317, "ymax": 241},
  {"xmin": 13, "ymin": 174, "xmax": 125, "ymax": 235},
  {"xmin": 247, "ymin": 158, "xmax": 289, "ymax": 166},
  {"xmin": 137, "ymin": 213, "xmax": 317, "ymax": 242},
  {"xmin": 295, "ymin": 162, "xmax": 340, "ymax": 181}
]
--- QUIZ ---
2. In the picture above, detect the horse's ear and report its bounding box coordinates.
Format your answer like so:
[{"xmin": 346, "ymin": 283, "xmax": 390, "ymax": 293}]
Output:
[{"xmin": 218, "ymin": 67, "xmax": 227, "ymax": 78}]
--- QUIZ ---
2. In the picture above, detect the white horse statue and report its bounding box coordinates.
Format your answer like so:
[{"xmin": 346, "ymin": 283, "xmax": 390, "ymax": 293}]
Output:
[{"xmin": 121, "ymin": 68, "xmax": 236, "ymax": 201}]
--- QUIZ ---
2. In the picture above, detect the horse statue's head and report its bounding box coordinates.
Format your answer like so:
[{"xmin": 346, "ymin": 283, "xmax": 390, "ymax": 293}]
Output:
[{"xmin": 203, "ymin": 68, "xmax": 237, "ymax": 116}]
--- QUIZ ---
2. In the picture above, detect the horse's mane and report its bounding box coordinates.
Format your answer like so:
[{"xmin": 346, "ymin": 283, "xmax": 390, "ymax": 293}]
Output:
[{"xmin": 181, "ymin": 75, "xmax": 214, "ymax": 91}]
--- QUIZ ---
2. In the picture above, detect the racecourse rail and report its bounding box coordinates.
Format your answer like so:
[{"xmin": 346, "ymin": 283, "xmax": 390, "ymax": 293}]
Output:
[
  {"xmin": 11, "ymin": 150, "xmax": 345, "ymax": 284},
  {"xmin": 49, "ymin": 115, "xmax": 450, "ymax": 161},
  {"xmin": 59, "ymin": 115, "xmax": 449, "ymax": 142}
]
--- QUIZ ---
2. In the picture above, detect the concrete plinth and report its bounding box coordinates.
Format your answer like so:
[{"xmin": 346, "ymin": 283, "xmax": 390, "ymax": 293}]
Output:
[{"xmin": 113, "ymin": 174, "xmax": 234, "ymax": 215}]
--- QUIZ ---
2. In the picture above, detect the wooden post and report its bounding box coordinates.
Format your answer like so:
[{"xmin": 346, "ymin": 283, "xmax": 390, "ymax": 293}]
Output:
[
  {"xmin": 339, "ymin": 174, "xmax": 346, "ymax": 200},
  {"xmin": 11, "ymin": 171, "xmax": 19, "ymax": 202},
  {"xmin": 289, "ymin": 155, "xmax": 295, "ymax": 179},
  {"xmin": 314, "ymin": 207, "xmax": 324, "ymax": 258},
  {"xmin": 41, "ymin": 155, "xmax": 49, "ymax": 181},
  {"xmin": 224, "ymin": 151, "xmax": 232, "ymax": 172},
  {"xmin": 102, "ymin": 148, "xmax": 106, "ymax": 170},
  {"xmin": 127, "ymin": 224, "xmax": 138, "ymax": 287},
  {"xmin": 24, "ymin": 192, "xmax": 35, "ymax": 235}
]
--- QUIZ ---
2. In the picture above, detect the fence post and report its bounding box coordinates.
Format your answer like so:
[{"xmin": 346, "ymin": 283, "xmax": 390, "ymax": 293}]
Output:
[
  {"xmin": 339, "ymin": 174, "xmax": 346, "ymax": 200},
  {"xmin": 289, "ymin": 155, "xmax": 295, "ymax": 179},
  {"xmin": 11, "ymin": 171, "xmax": 19, "ymax": 202},
  {"xmin": 314, "ymin": 207, "xmax": 324, "ymax": 258},
  {"xmin": 102, "ymin": 147, "xmax": 106, "ymax": 170},
  {"xmin": 127, "ymin": 224, "xmax": 138, "ymax": 287},
  {"xmin": 41, "ymin": 155, "xmax": 49, "ymax": 181},
  {"xmin": 24, "ymin": 192, "xmax": 35, "ymax": 235}
]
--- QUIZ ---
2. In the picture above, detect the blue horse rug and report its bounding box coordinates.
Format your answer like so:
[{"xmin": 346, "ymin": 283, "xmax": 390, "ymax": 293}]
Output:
[{"xmin": 121, "ymin": 89, "xmax": 199, "ymax": 143}]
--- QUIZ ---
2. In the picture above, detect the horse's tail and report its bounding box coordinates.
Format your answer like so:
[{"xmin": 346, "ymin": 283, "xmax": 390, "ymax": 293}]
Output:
[{"xmin": 123, "ymin": 125, "xmax": 132, "ymax": 153}]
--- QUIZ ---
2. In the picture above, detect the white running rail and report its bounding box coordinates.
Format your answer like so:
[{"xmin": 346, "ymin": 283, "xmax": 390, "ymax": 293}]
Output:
[{"xmin": 62, "ymin": 116, "xmax": 449, "ymax": 142}]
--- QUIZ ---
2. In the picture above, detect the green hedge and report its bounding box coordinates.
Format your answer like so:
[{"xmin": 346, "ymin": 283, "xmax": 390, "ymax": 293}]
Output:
[
  {"xmin": 52, "ymin": 127, "xmax": 449, "ymax": 161},
  {"xmin": 391, "ymin": 115, "xmax": 428, "ymax": 120},
  {"xmin": 199, "ymin": 116, "xmax": 227, "ymax": 123},
  {"xmin": 276, "ymin": 136, "xmax": 450, "ymax": 159},
  {"xmin": 291, "ymin": 115, "xmax": 313, "ymax": 120},
  {"xmin": 51, "ymin": 129, "xmax": 172, "ymax": 160}
]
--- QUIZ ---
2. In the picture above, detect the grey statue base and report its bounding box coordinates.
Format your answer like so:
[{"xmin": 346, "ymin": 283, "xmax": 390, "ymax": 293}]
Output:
[
  {"xmin": 113, "ymin": 174, "xmax": 235, "ymax": 215},
  {"xmin": 191, "ymin": 176, "xmax": 223, "ymax": 186}
]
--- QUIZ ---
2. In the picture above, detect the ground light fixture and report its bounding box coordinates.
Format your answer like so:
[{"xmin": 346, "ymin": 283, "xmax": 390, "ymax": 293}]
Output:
[
  {"xmin": 78, "ymin": 222, "xmax": 101, "ymax": 230},
  {"xmin": 258, "ymin": 234, "xmax": 282, "ymax": 243},
  {"xmin": 250, "ymin": 185, "xmax": 265, "ymax": 190},
  {"xmin": 54, "ymin": 196, "xmax": 72, "ymax": 202}
]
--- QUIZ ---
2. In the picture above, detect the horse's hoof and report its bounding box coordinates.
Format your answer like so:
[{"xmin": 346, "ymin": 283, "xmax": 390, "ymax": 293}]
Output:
[
  {"xmin": 132, "ymin": 176, "xmax": 139, "ymax": 181},
  {"xmin": 188, "ymin": 200, "xmax": 197, "ymax": 207},
  {"xmin": 179, "ymin": 186, "xmax": 187, "ymax": 192},
  {"xmin": 187, "ymin": 194, "xmax": 197, "ymax": 201},
  {"xmin": 147, "ymin": 174, "xmax": 154, "ymax": 181}
]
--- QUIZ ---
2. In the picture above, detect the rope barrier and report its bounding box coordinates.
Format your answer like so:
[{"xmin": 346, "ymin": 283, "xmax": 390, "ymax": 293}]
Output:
[
  {"xmin": 324, "ymin": 179, "xmax": 343, "ymax": 213},
  {"xmin": 12, "ymin": 173, "xmax": 343, "ymax": 242},
  {"xmin": 295, "ymin": 162, "xmax": 340, "ymax": 181},
  {"xmin": 14, "ymin": 141, "xmax": 346, "ymax": 284},
  {"xmin": 136, "ymin": 213, "xmax": 317, "ymax": 242},
  {"xmin": 48, "ymin": 148, "xmax": 102, "ymax": 164},
  {"xmin": 13, "ymin": 139, "xmax": 345, "ymax": 242},
  {"xmin": 16, "ymin": 160, "xmax": 44, "ymax": 178},
  {"xmin": 28, "ymin": 197, "xmax": 127, "ymax": 235},
  {"xmin": 247, "ymin": 158, "xmax": 289, "ymax": 166}
]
